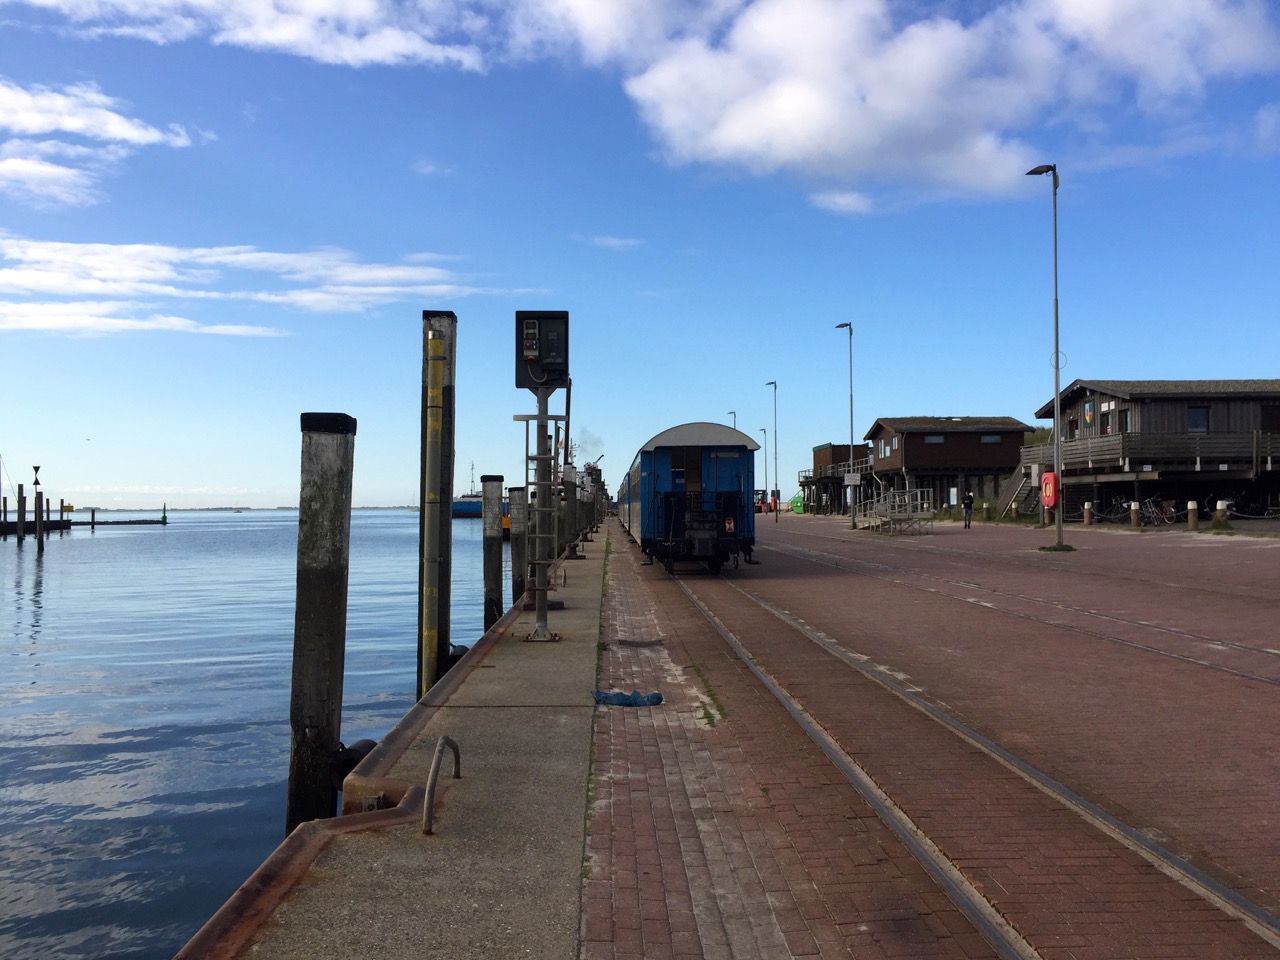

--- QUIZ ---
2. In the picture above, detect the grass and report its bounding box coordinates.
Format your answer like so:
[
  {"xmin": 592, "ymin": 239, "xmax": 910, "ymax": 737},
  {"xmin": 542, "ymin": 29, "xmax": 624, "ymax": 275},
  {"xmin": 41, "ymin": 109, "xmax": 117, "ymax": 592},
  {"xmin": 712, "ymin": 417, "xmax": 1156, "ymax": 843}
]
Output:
[{"xmin": 690, "ymin": 662, "xmax": 727, "ymax": 725}]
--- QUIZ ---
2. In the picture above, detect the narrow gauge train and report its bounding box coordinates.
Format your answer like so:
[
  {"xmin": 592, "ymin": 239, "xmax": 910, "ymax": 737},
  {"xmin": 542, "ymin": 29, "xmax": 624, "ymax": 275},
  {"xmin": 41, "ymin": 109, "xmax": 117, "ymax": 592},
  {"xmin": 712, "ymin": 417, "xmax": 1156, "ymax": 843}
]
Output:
[{"xmin": 616, "ymin": 422, "xmax": 758, "ymax": 573}]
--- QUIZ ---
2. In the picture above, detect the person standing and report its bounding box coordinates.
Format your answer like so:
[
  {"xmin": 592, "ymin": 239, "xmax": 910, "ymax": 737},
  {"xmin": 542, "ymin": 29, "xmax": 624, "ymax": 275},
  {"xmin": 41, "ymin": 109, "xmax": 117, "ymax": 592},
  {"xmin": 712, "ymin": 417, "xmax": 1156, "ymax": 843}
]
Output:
[{"xmin": 962, "ymin": 491, "xmax": 974, "ymax": 529}]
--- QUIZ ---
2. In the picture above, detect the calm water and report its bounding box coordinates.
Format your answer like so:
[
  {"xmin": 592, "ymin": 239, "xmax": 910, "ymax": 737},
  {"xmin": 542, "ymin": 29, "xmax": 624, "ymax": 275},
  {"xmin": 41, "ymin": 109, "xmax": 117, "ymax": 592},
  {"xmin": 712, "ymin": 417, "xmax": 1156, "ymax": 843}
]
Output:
[{"xmin": 0, "ymin": 510, "xmax": 502, "ymax": 960}]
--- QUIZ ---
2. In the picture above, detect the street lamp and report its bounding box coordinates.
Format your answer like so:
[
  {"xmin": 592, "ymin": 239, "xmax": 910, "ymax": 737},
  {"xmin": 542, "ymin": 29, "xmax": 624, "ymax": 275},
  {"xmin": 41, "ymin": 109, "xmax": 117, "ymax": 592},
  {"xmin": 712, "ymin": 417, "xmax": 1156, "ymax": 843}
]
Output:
[
  {"xmin": 835, "ymin": 323, "xmax": 855, "ymax": 529},
  {"xmin": 759, "ymin": 428, "xmax": 768, "ymax": 517},
  {"xmin": 1026, "ymin": 162, "xmax": 1064, "ymax": 548},
  {"xmin": 728, "ymin": 410, "xmax": 736, "ymax": 429},
  {"xmin": 766, "ymin": 381, "xmax": 778, "ymax": 521}
]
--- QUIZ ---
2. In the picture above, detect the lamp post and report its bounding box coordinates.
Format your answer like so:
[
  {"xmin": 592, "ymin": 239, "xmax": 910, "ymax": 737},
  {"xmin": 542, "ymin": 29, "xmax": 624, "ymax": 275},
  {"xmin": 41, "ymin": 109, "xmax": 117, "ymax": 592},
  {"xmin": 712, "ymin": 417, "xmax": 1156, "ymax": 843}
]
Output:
[
  {"xmin": 835, "ymin": 323, "xmax": 855, "ymax": 529},
  {"xmin": 759, "ymin": 428, "xmax": 768, "ymax": 517},
  {"xmin": 1026, "ymin": 162, "xmax": 1064, "ymax": 549},
  {"xmin": 765, "ymin": 381, "xmax": 778, "ymax": 521},
  {"xmin": 728, "ymin": 410, "xmax": 736, "ymax": 429}
]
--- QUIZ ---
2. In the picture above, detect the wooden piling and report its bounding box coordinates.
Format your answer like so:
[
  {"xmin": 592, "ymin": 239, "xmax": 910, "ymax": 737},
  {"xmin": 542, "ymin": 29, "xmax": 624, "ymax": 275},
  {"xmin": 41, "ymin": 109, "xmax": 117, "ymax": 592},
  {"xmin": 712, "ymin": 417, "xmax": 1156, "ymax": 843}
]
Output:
[
  {"xmin": 419, "ymin": 312, "xmax": 457, "ymax": 698},
  {"xmin": 34, "ymin": 491, "xmax": 44, "ymax": 554},
  {"xmin": 509, "ymin": 486, "xmax": 528, "ymax": 606},
  {"xmin": 17, "ymin": 484, "xmax": 25, "ymax": 539},
  {"xmin": 286, "ymin": 412, "xmax": 357, "ymax": 836},
  {"xmin": 482, "ymin": 474, "xmax": 504, "ymax": 631},
  {"xmin": 1188, "ymin": 501, "xmax": 1199, "ymax": 531}
]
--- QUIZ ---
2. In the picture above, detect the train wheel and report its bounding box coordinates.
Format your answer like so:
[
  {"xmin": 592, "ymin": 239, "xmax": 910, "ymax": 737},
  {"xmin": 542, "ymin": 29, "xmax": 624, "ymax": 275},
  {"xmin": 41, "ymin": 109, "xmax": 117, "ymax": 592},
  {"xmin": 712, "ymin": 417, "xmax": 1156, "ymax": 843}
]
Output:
[{"xmin": 664, "ymin": 556, "xmax": 674, "ymax": 575}]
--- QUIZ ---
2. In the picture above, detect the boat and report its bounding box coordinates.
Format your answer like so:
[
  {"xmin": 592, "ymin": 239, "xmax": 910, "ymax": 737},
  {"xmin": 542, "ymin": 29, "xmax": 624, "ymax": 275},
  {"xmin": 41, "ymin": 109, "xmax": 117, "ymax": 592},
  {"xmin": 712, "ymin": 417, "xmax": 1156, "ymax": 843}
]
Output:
[{"xmin": 451, "ymin": 494, "xmax": 483, "ymax": 518}]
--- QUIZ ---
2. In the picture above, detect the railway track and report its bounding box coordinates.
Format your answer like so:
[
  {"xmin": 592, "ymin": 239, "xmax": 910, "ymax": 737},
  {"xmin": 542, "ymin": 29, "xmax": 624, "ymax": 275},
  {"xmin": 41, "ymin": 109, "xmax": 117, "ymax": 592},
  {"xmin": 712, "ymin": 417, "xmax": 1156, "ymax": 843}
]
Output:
[{"xmin": 665, "ymin": 542, "xmax": 1280, "ymax": 958}]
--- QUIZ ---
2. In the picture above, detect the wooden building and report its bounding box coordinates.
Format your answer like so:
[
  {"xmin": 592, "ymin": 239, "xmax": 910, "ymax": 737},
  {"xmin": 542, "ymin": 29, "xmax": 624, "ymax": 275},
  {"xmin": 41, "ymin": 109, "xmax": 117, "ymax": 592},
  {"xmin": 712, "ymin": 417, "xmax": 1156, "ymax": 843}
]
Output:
[
  {"xmin": 1016, "ymin": 379, "xmax": 1280, "ymax": 515},
  {"xmin": 866, "ymin": 417, "xmax": 1034, "ymax": 508},
  {"xmin": 797, "ymin": 443, "xmax": 870, "ymax": 514}
]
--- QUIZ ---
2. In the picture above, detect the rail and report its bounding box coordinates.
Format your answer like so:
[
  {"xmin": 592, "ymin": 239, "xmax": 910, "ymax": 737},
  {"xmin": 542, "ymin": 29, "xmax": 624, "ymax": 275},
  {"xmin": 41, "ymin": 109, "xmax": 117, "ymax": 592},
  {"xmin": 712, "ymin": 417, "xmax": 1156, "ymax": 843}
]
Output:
[
  {"xmin": 1021, "ymin": 431, "xmax": 1278, "ymax": 473},
  {"xmin": 797, "ymin": 456, "xmax": 874, "ymax": 484},
  {"xmin": 421, "ymin": 735, "xmax": 462, "ymax": 835},
  {"xmin": 856, "ymin": 489, "xmax": 934, "ymax": 535}
]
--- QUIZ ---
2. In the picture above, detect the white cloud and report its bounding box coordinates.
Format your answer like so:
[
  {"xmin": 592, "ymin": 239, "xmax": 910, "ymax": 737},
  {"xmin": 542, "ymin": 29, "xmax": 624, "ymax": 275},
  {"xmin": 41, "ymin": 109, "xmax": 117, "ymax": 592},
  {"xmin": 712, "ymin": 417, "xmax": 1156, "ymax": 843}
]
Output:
[
  {"xmin": 1257, "ymin": 102, "xmax": 1280, "ymax": 153},
  {"xmin": 810, "ymin": 189, "xmax": 872, "ymax": 215},
  {"xmin": 591, "ymin": 235, "xmax": 643, "ymax": 250},
  {"xmin": 0, "ymin": 300, "xmax": 283, "ymax": 336},
  {"xmin": 623, "ymin": 0, "xmax": 1280, "ymax": 196},
  {"xmin": 5, "ymin": 0, "xmax": 1279, "ymax": 204},
  {"xmin": 0, "ymin": 78, "xmax": 190, "ymax": 205},
  {"xmin": 0, "ymin": 236, "xmax": 485, "ymax": 336},
  {"xmin": 30, "ymin": 0, "xmax": 483, "ymax": 69}
]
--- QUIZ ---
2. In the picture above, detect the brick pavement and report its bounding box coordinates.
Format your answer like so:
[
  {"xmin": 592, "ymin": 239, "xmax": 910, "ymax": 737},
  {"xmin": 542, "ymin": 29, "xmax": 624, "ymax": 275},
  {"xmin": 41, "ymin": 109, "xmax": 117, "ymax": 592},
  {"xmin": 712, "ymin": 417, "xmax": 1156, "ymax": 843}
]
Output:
[
  {"xmin": 585, "ymin": 517, "xmax": 1280, "ymax": 959},
  {"xmin": 584, "ymin": 526, "xmax": 998, "ymax": 960}
]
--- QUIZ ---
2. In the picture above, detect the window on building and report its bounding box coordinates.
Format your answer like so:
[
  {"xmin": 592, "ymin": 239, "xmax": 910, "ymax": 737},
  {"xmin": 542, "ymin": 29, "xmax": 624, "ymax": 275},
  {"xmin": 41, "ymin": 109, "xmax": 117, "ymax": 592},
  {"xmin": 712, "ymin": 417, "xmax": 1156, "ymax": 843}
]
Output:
[
  {"xmin": 892, "ymin": 436, "xmax": 899, "ymax": 450},
  {"xmin": 1188, "ymin": 406, "xmax": 1209, "ymax": 434},
  {"xmin": 1067, "ymin": 419, "xmax": 1079, "ymax": 439},
  {"xmin": 1100, "ymin": 412, "xmax": 1112, "ymax": 435},
  {"xmin": 1118, "ymin": 409, "xmax": 1131, "ymax": 433},
  {"xmin": 924, "ymin": 435, "xmax": 944, "ymax": 444},
  {"xmin": 980, "ymin": 434, "xmax": 1002, "ymax": 444}
]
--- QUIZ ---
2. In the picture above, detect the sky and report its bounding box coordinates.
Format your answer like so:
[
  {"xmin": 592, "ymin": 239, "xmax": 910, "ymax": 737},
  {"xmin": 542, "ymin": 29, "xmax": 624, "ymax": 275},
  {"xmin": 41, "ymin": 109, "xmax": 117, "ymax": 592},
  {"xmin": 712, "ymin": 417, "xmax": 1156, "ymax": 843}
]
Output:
[{"xmin": 1, "ymin": 0, "xmax": 1278, "ymax": 510}]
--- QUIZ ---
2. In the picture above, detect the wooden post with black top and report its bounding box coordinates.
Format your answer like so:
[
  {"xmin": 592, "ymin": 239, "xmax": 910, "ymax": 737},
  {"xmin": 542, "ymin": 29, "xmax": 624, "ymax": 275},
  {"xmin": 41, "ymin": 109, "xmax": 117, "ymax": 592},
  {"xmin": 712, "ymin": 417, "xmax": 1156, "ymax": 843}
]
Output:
[
  {"xmin": 286, "ymin": 412, "xmax": 357, "ymax": 836},
  {"xmin": 482, "ymin": 474, "xmax": 504, "ymax": 631}
]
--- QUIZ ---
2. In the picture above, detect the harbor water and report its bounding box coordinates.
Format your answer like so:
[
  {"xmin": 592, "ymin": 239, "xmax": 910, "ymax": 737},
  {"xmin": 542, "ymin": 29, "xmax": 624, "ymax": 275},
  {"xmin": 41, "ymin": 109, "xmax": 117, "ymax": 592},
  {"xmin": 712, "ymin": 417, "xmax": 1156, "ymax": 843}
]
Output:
[{"xmin": 0, "ymin": 509, "xmax": 503, "ymax": 960}]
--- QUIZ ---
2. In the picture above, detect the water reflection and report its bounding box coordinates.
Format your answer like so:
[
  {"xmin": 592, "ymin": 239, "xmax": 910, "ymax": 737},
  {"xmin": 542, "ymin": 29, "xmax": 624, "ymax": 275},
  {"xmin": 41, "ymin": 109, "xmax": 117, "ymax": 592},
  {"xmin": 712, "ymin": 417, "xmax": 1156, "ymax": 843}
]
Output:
[{"xmin": 0, "ymin": 511, "xmax": 485, "ymax": 958}]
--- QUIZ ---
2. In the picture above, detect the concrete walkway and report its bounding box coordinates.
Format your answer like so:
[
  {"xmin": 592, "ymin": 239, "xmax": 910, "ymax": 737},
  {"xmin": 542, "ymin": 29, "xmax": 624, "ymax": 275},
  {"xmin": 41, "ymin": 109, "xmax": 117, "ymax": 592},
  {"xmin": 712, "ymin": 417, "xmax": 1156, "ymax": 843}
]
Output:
[
  {"xmin": 177, "ymin": 513, "xmax": 1280, "ymax": 959},
  {"xmin": 176, "ymin": 530, "xmax": 610, "ymax": 960}
]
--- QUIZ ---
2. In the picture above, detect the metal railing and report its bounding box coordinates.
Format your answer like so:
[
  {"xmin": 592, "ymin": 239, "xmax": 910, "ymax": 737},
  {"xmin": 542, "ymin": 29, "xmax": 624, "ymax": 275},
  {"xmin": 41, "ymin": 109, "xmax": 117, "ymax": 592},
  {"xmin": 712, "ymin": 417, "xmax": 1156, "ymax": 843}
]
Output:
[{"xmin": 422, "ymin": 735, "xmax": 461, "ymax": 835}]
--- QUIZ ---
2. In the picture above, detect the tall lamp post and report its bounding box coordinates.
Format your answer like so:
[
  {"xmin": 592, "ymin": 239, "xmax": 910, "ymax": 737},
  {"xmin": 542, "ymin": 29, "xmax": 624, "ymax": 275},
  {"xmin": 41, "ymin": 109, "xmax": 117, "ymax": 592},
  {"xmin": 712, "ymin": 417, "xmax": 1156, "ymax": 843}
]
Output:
[
  {"xmin": 759, "ymin": 428, "xmax": 768, "ymax": 517},
  {"xmin": 835, "ymin": 323, "xmax": 855, "ymax": 529},
  {"xmin": 1026, "ymin": 162, "xmax": 1063, "ymax": 549},
  {"xmin": 728, "ymin": 410, "xmax": 736, "ymax": 429},
  {"xmin": 765, "ymin": 381, "xmax": 778, "ymax": 521}
]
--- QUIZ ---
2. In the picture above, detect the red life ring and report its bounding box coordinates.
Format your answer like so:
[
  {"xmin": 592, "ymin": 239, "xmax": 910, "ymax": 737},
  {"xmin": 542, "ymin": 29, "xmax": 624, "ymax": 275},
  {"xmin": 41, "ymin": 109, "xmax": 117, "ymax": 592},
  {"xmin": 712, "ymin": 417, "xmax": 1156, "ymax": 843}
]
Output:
[{"xmin": 1041, "ymin": 471, "xmax": 1059, "ymax": 508}]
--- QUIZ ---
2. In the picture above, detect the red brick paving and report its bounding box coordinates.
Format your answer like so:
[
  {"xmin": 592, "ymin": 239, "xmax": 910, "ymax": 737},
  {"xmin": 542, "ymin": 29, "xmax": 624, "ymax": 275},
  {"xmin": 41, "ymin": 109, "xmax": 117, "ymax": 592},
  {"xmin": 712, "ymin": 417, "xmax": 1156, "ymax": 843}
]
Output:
[{"xmin": 583, "ymin": 518, "xmax": 1280, "ymax": 959}]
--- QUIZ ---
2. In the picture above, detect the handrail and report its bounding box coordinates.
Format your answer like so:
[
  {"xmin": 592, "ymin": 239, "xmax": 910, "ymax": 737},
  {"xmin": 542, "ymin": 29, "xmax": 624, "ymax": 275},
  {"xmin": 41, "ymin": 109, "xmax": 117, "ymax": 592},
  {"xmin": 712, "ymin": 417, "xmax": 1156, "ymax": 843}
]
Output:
[{"xmin": 421, "ymin": 735, "xmax": 462, "ymax": 835}]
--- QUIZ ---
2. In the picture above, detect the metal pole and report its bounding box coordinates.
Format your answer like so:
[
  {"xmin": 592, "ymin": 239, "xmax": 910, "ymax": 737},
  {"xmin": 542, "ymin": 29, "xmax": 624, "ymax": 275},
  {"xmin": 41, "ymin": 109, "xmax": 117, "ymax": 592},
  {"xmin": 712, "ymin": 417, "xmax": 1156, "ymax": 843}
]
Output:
[
  {"xmin": 1051, "ymin": 169, "xmax": 1063, "ymax": 549},
  {"xmin": 529, "ymin": 387, "xmax": 554, "ymax": 640},
  {"xmin": 1027, "ymin": 164, "xmax": 1064, "ymax": 548},
  {"xmin": 767, "ymin": 381, "xmax": 778, "ymax": 521},
  {"xmin": 759, "ymin": 428, "xmax": 768, "ymax": 515},
  {"xmin": 836, "ymin": 322, "xmax": 856, "ymax": 528},
  {"xmin": 287, "ymin": 412, "xmax": 356, "ymax": 835}
]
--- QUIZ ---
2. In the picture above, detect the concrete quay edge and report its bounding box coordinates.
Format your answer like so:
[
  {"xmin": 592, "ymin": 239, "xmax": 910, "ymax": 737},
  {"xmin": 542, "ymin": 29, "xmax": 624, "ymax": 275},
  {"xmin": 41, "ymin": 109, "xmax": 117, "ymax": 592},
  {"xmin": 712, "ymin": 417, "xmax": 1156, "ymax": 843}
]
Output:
[{"xmin": 174, "ymin": 529, "xmax": 611, "ymax": 960}]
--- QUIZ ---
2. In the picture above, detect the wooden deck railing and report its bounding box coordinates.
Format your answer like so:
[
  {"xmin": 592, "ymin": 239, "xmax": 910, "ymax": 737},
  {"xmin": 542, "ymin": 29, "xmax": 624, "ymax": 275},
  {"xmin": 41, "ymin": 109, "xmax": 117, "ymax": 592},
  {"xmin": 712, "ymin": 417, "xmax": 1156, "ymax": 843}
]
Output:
[{"xmin": 1021, "ymin": 432, "xmax": 1277, "ymax": 472}]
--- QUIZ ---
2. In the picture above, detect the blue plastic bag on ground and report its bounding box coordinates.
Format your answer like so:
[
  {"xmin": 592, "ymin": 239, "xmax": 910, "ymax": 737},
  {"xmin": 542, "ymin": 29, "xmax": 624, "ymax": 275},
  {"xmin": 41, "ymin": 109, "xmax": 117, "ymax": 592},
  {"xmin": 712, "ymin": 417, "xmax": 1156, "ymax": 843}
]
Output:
[{"xmin": 592, "ymin": 689, "xmax": 663, "ymax": 706}]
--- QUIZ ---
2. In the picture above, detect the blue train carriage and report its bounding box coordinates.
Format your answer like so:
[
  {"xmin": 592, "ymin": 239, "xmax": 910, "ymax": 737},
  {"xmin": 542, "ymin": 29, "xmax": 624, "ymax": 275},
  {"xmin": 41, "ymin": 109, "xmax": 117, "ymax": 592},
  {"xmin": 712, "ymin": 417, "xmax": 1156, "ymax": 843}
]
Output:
[{"xmin": 617, "ymin": 422, "xmax": 759, "ymax": 574}]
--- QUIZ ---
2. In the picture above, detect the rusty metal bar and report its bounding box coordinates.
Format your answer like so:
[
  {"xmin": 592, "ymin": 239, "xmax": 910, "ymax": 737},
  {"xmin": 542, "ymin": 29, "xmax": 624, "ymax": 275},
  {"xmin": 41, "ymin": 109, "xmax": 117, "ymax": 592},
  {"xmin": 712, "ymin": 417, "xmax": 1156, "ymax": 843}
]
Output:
[{"xmin": 421, "ymin": 735, "xmax": 461, "ymax": 836}]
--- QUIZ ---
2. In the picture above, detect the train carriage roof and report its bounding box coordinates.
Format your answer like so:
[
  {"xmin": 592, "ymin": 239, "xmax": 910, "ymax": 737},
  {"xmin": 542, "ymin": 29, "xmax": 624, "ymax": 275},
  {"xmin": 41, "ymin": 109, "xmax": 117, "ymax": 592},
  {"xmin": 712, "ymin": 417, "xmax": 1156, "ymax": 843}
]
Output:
[{"xmin": 640, "ymin": 422, "xmax": 761, "ymax": 452}]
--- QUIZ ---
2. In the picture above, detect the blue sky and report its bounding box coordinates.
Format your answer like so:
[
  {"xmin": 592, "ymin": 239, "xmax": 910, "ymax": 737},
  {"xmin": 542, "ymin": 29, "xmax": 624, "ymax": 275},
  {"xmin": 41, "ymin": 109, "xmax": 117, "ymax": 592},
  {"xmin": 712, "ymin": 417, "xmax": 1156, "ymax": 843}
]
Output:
[{"xmin": 2, "ymin": 0, "xmax": 1278, "ymax": 509}]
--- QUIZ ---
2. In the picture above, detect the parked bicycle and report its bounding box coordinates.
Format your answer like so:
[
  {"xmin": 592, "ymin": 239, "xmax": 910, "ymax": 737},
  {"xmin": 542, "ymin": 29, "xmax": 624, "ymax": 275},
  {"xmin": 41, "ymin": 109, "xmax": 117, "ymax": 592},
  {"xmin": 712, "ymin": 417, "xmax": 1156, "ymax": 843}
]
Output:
[{"xmin": 1140, "ymin": 497, "xmax": 1177, "ymax": 525}]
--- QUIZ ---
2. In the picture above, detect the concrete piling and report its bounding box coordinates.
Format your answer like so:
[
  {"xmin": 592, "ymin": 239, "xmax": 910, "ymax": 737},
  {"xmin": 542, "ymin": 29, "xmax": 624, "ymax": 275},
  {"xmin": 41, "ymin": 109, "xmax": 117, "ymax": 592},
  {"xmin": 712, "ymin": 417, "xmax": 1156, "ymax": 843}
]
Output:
[
  {"xmin": 286, "ymin": 412, "xmax": 357, "ymax": 836},
  {"xmin": 482, "ymin": 474, "xmax": 504, "ymax": 631},
  {"xmin": 1188, "ymin": 502, "xmax": 1199, "ymax": 531},
  {"xmin": 509, "ymin": 486, "xmax": 528, "ymax": 607}
]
